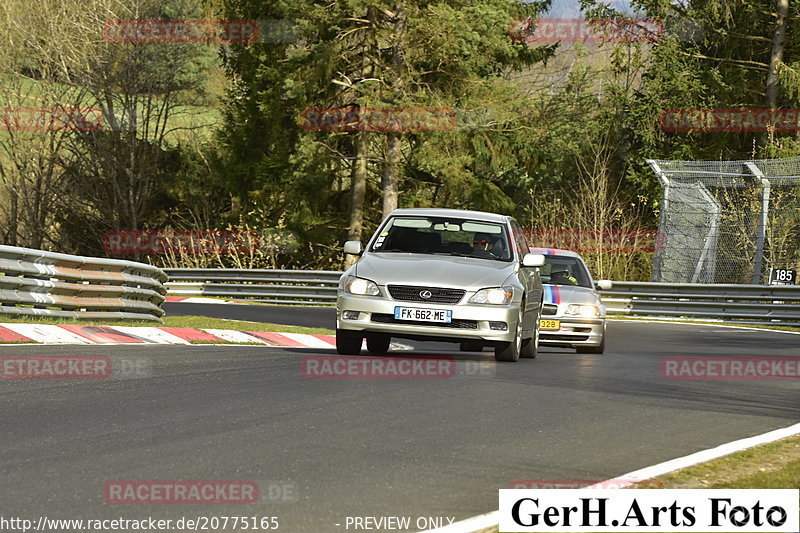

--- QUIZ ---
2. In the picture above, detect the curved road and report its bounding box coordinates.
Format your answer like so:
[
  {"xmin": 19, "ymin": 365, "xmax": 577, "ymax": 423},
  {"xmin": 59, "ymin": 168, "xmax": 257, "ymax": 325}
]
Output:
[{"xmin": 0, "ymin": 307, "xmax": 798, "ymax": 532}]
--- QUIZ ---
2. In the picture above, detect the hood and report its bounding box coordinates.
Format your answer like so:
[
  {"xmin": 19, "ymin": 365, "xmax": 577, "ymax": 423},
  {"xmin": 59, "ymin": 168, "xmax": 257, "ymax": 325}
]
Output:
[
  {"xmin": 355, "ymin": 252, "xmax": 516, "ymax": 290},
  {"xmin": 543, "ymin": 284, "xmax": 601, "ymax": 306}
]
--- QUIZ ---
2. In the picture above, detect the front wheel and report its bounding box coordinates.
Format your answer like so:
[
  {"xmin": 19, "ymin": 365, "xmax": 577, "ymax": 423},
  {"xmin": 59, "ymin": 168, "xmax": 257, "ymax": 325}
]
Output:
[
  {"xmin": 577, "ymin": 335, "xmax": 605, "ymax": 354},
  {"xmin": 495, "ymin": 308, "xmax": 523, "ymax": 362},
  {"xmin": 521, "ymin": 316, "xmax": 539, "ymax": 359},
  {"xmin": 577, "ymin": 322, "xmax": 606, "ymax": 354},
  {"xmin": 336, "ymin": 329, "xmax": 362, "ymax": 355},
  {"xmin": 366, "ymin": 333, "xmax": 391, "ymax": 354}
]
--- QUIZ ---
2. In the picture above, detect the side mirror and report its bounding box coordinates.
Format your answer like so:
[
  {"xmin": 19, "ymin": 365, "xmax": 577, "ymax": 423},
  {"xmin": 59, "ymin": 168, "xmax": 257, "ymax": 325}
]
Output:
[
  {"xmin": 343, "ymin": 240, "xmax": 362, "ymax": 255},
  {"xmin": 595, "ymin": 280, "xmax": 612, "ymax": 290},
  {"xmin": 522, "ymin": 253, "xmax": 546, "ymax": 267}
]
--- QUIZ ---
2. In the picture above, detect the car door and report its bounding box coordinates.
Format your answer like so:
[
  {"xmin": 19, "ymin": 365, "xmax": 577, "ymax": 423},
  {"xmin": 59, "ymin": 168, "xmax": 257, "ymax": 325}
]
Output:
[{"xmin": 509, "ymin": 218, "xmax": 542, "ymax": 331}]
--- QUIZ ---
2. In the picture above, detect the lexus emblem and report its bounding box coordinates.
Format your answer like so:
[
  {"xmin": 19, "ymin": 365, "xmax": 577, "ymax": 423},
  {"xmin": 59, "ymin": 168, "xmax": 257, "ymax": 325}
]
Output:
[{"xmin": 419, "ymin": 290, "xmax": 433, "ymax": 300}]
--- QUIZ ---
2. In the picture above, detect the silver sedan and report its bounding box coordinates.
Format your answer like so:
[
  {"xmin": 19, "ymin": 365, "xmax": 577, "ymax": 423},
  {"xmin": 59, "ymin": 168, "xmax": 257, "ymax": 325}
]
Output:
[
  {"xmin": 530, "ymin": 247, "xmax": 608, "ymax": 354},
  {"xmin": 336, "ymin": 208, "xmax": 546, "ymax": 362}
]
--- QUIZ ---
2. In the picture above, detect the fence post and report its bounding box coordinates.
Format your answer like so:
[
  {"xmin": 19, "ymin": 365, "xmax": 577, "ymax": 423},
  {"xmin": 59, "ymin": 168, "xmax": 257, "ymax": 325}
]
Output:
[{"xmin": 746, "ymin": 162, "xmax": 771, "ymax": 285}]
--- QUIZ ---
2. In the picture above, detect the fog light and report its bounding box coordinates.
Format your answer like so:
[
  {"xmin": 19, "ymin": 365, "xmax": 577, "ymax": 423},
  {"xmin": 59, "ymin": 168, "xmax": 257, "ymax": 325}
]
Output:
[
  {"xmin": 342, "ymin": 311, "xmax": 360, "ymax": 320},
  {"xmin": 489, "ymin": 321, "xmax": 508, "ymax": 331}
]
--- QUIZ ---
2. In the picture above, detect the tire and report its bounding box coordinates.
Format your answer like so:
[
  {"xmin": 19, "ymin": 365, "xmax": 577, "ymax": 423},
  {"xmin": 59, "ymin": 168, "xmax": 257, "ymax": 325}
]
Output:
[
  {"xmin": 576, "ymin": 322, "xmax": 606, "ymax": 354},
  {"xmin": 495, "ymin": 307, "xmax": 523, "ymax": 362},
  {"xmin": 521, "ymin": 315, "xmax": 539, "ymax": 359},
  {"xmin": 577, "ymin": 335, "xmax": 605, "ymax": 354},
  {"xmin": 336, "ymin": 329, "xmax": 362, "ymax": 355},
  {"xmin": 366, "ymin": 333, "xmax": 391, "ymax": 354},
  {"xmin": 460, "ymin": 341, "xmax": 484, "ymax": 352}
]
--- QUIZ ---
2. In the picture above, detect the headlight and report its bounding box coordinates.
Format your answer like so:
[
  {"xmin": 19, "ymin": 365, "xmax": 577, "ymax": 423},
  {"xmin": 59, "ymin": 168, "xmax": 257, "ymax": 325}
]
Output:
[
  {"xmin": 344, "ymin": 276, "xmax": 380, "ymax": 296},
  {"xmin": 469, "ymin": 287, "xmax": 514, "ymax": 305},
  {"xmin": 565, "ymin": 304, "xmax": 600, "ymax": 317}
]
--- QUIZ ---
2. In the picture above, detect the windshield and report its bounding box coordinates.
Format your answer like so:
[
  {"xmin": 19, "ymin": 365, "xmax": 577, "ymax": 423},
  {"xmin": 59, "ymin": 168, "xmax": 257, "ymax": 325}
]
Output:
[
  {"xmin": 540, "ymin": 255, "xmax": 592, "ymax": 288},
  {"xmin": 370, "ymin": 216, "xmax": 513, "ymax": 261}
]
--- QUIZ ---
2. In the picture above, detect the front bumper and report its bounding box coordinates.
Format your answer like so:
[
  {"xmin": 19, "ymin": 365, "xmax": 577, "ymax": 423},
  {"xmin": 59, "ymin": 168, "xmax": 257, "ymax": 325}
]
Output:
[
  {"xmin": 539, "ymin": 317, "xmax": 605, "ymax": 347},
  {"xmin": 337, "ymin": 293, "xmax": 521, "ymax": 343}
]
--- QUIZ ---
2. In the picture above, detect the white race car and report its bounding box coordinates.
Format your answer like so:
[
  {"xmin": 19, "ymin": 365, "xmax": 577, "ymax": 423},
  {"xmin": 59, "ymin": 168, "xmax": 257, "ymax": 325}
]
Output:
[{"xmin": 530, "ymin": 247, "xmax": 608, "ymax": 354}]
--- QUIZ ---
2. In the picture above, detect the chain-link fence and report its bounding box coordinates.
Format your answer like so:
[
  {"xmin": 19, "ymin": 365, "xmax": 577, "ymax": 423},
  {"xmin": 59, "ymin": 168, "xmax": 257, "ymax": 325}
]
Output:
[{"xmin": 648, "ymin": 157, "xmax": 800, "ymax": 284}]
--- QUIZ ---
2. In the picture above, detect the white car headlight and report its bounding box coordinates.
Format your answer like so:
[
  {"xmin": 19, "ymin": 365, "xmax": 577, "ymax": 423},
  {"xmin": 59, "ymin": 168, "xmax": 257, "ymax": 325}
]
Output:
[
  {"xmin": 345, "ymin": 276, "xmax": 380, "ymax": 296},
  {"xmin": 565, "ymin": 304, "xmax": 600, "ymax": 317},
  {"xmin": 469, "ymin": 287, "xmax": 514, "ymax": 305}
]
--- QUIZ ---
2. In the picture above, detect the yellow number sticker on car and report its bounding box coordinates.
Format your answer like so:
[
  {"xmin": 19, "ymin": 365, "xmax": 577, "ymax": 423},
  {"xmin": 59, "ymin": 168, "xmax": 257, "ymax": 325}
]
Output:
[{"xmin": 539, "ymin": 319, "xmax": 560, "ymax": 330}]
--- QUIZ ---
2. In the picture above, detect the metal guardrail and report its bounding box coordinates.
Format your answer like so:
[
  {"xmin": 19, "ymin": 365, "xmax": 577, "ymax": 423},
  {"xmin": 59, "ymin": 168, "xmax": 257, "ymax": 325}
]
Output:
[
  {"xmin": 164, "ymin": 270, "xmax": 800, "ymax": 325},
  {"xmin": 164, "ymin": 269, "xmax": 341, "ymax": 305},
  {"xmin": 0, "ymin": 245, "xmax": 167, "ymax": 322},
  {"xmin": 600, "ymin": 281, "xmax": 800, "ymax": 326}
]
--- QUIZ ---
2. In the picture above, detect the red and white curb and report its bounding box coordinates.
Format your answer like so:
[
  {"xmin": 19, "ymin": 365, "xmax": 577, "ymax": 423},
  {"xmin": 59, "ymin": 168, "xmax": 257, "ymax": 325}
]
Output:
[
  {"xmin": 422, "ymin": 420, "xmax": 800, "ymax": 533},
  {"xmin": 0, "ymin": 323, "xmax": 336, "ymax": 347}
]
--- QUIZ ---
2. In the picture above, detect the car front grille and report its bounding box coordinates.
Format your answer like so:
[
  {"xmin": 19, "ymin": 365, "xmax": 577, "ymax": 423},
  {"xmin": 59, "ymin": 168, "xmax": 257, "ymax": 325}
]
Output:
[
  {"xmin": 542, "ymin": 304, "xmax": 558, "ymax": 316},
  {"xmin": 387, "ymin": 285, "xmax": 465, "ymax": 304},
  {"xmin": 371, "ymin": 313, "xmax": 478, "ymax": 329}
]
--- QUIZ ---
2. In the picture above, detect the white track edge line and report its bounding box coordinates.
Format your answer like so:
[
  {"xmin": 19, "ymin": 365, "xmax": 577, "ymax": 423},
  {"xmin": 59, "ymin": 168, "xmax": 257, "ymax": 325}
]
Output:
[
  {"xmin": 422, "ymin": 421, "xmax": 800, "ymax": 533},
  {"xmin": 610, "ymin": 318, "xmax": 800, "ymax": 335}
]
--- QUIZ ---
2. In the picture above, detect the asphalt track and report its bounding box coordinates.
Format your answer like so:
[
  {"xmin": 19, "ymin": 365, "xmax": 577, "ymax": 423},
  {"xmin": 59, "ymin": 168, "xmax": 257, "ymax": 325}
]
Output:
[
  {"xmin": 163, "ymin": 301, "xmax": 335, "ymax": 329},
  {"xmin": 1, "ymin": 305, "xmax": 798, "ymax": 532}
]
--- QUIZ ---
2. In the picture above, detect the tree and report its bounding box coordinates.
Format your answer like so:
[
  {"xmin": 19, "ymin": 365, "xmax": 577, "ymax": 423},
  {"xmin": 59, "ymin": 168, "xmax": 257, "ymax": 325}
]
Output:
[
  {"xmin": 218, "ymin": 0, "xmax": 554, "ymax": 267},
  {"xmin": 0, "ymin": 0, "xmax": 219, "ymax": 255}
]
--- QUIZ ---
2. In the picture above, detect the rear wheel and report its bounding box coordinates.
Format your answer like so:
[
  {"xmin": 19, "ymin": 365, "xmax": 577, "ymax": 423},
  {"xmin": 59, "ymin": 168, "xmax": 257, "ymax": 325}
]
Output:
[
  {"xmin": 366, "ymin": 333, "xmax": 391, "ymax": 354},
  {"xmin": 336, "ymin": 329, "xmax": 362, "ymax": 355}
]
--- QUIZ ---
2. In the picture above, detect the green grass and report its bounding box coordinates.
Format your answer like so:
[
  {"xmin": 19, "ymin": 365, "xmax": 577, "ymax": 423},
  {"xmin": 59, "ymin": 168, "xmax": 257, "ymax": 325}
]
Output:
[
  {"xmin": 0, "ymin": 314, "xmax": 332, "ymax": 335},
  {"xmin": 0, "ymin": 73, "xmax": 221, "ymax": 145},
  {"xmin": 658, "ymin": 434, "xmax": 800, "ymax": 489}
]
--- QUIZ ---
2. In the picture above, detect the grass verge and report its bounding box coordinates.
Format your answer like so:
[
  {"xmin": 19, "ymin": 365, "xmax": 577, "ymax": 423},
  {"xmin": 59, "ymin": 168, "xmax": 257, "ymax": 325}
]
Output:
[{"xmin": 657, "ymin": 434, "xmax": 800, "ymax": 489}]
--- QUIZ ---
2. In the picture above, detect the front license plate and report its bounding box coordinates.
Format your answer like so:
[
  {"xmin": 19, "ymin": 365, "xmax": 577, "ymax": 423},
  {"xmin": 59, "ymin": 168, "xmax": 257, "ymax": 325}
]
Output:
[
  {"xmin": 539, "ymin": 319, "xmax": 560, "ymax": 330},
  {"xmin": 394, "ymin": 307, "xmax": 453, "ymax": 323}
]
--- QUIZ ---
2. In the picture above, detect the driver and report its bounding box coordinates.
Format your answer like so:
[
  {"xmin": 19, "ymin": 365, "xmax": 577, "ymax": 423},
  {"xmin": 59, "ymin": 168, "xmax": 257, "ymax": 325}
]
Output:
[
  {"xmin": 472, "ymin": 232, "xmax": 498, "ymax": 253},
  {"xmin": 550, "ymin": 268, "xmax": 578, "ymax": 285}
]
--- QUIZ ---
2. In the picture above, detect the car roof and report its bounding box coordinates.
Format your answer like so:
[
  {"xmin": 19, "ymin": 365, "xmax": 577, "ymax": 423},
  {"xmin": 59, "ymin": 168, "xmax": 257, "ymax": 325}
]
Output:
[
  {"xmin": 529, "ymin": 246, "xmax": 583, "ymax": 259},
  {"xmin": 388, "ymin": 208, "xmax": 509, "ymax": 223}
]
